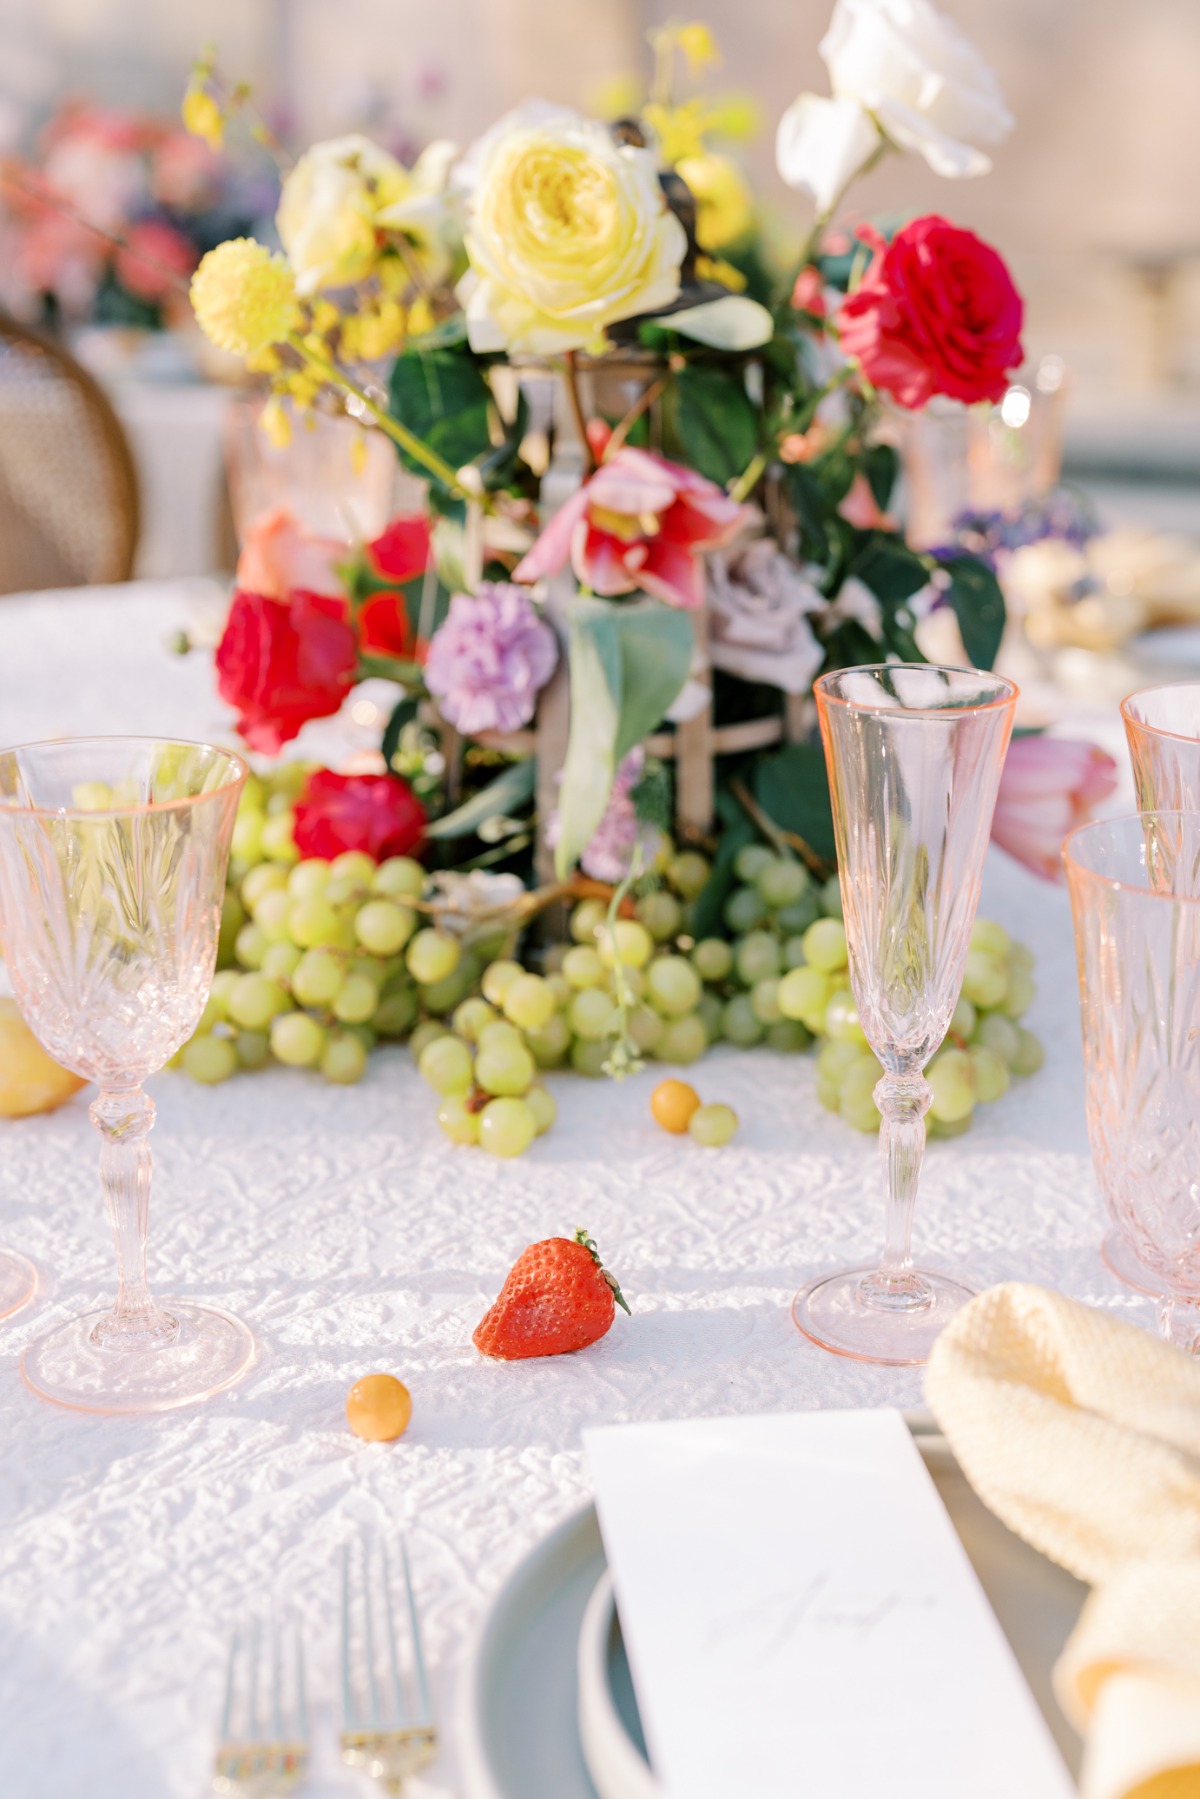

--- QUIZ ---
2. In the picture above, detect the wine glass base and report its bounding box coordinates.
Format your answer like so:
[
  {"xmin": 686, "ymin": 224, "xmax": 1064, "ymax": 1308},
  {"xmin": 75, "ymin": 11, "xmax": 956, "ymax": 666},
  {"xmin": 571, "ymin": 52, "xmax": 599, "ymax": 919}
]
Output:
[
  {"xmin": 792, "ymin": 1264, "xmax": 976, "ymax": 1367},
  {"xmin": 1100, "ymin": 1229, "xmax": 1160, "ymax": 1296},
  {"xmin": 0, "ymin": 1249, "xmax": 36, "ymax": 1322},
  {"xmin": 21, "ymin": 1301, "xmax": 254, "ymax": 1414}
]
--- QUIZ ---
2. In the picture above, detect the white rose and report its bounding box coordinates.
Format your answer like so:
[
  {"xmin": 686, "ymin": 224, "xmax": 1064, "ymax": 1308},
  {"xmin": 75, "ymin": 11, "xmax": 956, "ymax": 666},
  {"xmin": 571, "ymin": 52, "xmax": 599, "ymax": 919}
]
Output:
[
  {"xmin": 708, "ymin": 541, "xmax": 826, "ymax": 694},
  {"xmin": 777, "ymin": 0, "xmax": 1012, "ymax": 201},
  {"xmin": 278, "ymin": 134, "xmax": 458, "ymax": 296}
]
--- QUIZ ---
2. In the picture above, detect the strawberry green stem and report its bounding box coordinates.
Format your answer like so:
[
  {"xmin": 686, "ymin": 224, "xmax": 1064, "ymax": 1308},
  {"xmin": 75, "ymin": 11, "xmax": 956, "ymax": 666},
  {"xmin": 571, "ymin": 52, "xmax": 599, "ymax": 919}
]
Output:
[{"xmin": 574, "ymin": 1227, "xmax": 631, "ymax": 1316}]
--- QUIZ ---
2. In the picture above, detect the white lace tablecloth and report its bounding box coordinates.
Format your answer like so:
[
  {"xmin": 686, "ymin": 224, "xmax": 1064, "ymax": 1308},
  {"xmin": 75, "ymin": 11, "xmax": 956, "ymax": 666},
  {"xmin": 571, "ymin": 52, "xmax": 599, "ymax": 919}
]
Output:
[{"xmin": 0, "ymin": 584, "xmax": 1146, "ymax": 1799}]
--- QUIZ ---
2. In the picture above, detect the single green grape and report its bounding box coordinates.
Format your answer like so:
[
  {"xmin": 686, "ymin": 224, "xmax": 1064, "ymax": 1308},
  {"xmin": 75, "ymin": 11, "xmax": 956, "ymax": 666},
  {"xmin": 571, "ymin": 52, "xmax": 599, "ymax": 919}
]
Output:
[
  {"xmin": 268, "ymin": 761, "xmax": 313, "ymax": 803},
  {"xmin": 478, "ymin": 1096, "xmax": 537, "ymax": 1157},
  {"xmin": 234, "ymin": 921, "xmax": 269, "ymax": 970},
  {"xmin": 333, "ymin": 974, "xmax": 379, "ymax": 1025},
  {"xmin": 1002, "ymin": 968, "xmax": 1036, "ymax": 1018},
  {"xmin": 621, "ymin": 965, "xmax": 646, "ymax": 1003},
  {"xmin": 419, "ymin": 1034, "xmax": 474, "ymax": 1096},
  {"xmin": 371, "ymin": 856, "xmax": 425, "ymax": 900},
  {"xmin": 406, "ymin": 929, "xmax": 461, "ymax": 987},
  {"xmin": 697, "ymin": 989, "xmax": 725, "ymax": 1043},
  {"xmin": 819, "ymin": 875, "xmax": 844, "ymax": 919},
  {"xmin": 724, "ymin": 885, "xmax": 767, "ymax": 935},
  {"xmin": 666, "ymin": 851, "xmax": 710, "ymax": 899},
  {"xmin": 656, "ymin": 1012, "xmax": 707, "ymax": 1065},
  {"xmin": 260, "ymin": 941, "xmax": 302, "ymax": 983},
  {"xmin": 260, "ymin": 813, "xmax": 299, "ymax": 864},
  {"xmin": 817, "ymin": 1038, "xmax": 867, "ymax": 1085},
  {"xmin": 970, "ymin": 917, "xmax": 1011, "ymax": 959},
  {"xmin": 646, "ymin": 955, "xmax": 702, "ymax": 1018},
  {"xmin": 688, "ymin": 1102, "xmax": 738, "ymax": 1147},
  {"xmin": 562, "ymin": 945, "xmax": 607, "ymax": 990},
  {"xmin": 927, "ymin": 1048, "xmax": 977, "ymax": 1123},
  {"xmin": 355, "ymin": 900, "xmax": 417, "ymax": 957},
  {"xmin": 928, "ymin": 1111, "xmax": 973, "ymax": 1139},
  {"xmin": 409, "ymin": 1019, "xmax": 449, "ymax": 1063},
  {"xmin": 756, "ymin": 857, "xmax": 810, "ymax": 911},
  {"xmin": 1011, "ymin": 1026, "xmax": 1045, "ymax": 1076},
  {"xmin": 822, "ymin": 990, "xmax": 868, "ymax": 1046},
  {"xmin": 734, "ymin": 844, "xmax": 774, "ymax": 884},
  {"xmin": 541, "ymin": 943, "xmax": 567, "ymax": 975},
  {"xmin": 241, "ymin": 774, "xmax": 268, "ymax": 810},
  {"xmin": 570, "ymin": 1037, "xmax": 611, "ymax": 1078},
  {"xmin": 974, "ymin": 1011, "xmax": 1020, "ymax": 1066},
  {"xmin": 765, "ymin": 1018, "xmax": 810, "ymax": 1053},
  {"xmin": 438, "ymin": 1093, "xmax": 480, "ymax": 1145},
  {"xmin": 328, "ymin": 850, "xmax": 376, "ymax": 887},
  {"xmin": 627, "ymin": 1005, "xmax": 665, "ymax": 1053},
  {"xmin": 750, "ymin": 978, "xmax": 783, "ymax": 1025},
  {"xmin": 481, "ymin": 959, "xmax": 523, "ymax": 1006},
  {"xmin": 598, "ymin": 919, "xmax": 654, "ymax": 970},
  {"xmin": 475, "ymin": 1040, "xmax": 536, "ymax": 1097},
  {"xmin": 324, "ymin": 874, "xmax": 365, "ymax": 908},
  {"xmin": 208, "ymin": 969, "xmax": 240, "ymax": 1020},
  {"xmin": 453, "ymin": 997, "xmax": 498, "ymax": 1043},
  {"xmin": 418, "ymin": 966, "xmax": 471, "ymax": 1015},
  {"xmin": 636, "ymin": 890, "xmax": 684, "ymax": 943},
  {"xmin": 969, "ymin": 1045, "xmax": 1011, "ymax": 1104},
  {"xmin": 961, "ymin": 949, "xmax": 1008, "ymax": 1010},
  {"xmin": 228, "ymin": 972, "xmax": 286, "ymax": 1032},
  {"xmin": 569, "ymin": 898, "xmax": 608, "ymax": 945},
  {"xmin": 502, "ymin": 973, "xmax": 557, "ymax": 1032},
  {"xmin": 722, "ymin": 992, "xmax": 764, "ymax": 1047},
  {"xmin": 253, "ymin": 889, "xmax": 293, "ymax": 944},
  {"xmin": 287, "ymin": 858, "xmax": 331, "ymax": 901},
  {"xmin": 781, "ymin": 935, "xmax": 809, "ymax": 971},
  {"xmin": 270, "ymin": 1012, "xmax": 326, "ymax": 1068},
  {"xmin": 775, "ymin": 893, "xmax": 821, "ymax": 934},
  {"xmin": 217, "ymin": 892, "xmax": 247, "ymax": 967},
  {"xmin": 735, "ymin": 931, "xmax": 781, "ymax": 987},
  {"xmin": 950, "ymin": 995, "xmax": 978, "ymax": 1041},
  {"xmin": 839, "ymin": 1059, "xmax": 882, "ymax": 1133},
  {"xmin": 570, "ymin": 988, "xmax": 617, "ymax": 1041},
  {"xmin": 546, "ymin": 971, "xmax": 573, "ymax": 1010},
  {"xmin": 287, "ymin": 896, "xmax": 339, "ymax": 950},
  {"xmin": 526, "ymin": 1012, "xmax": 572, "ymax": 1067},
  {"xmin": 322, "ymin": 1033, "xmax": 368, "ymax": 1085},
  {"xmin": 231, "ymin": 810, "xmax": 265, "ymax": 864},
  {"xmin": 802, "ymin": 917, "xmax": 849, "ymax": 974},
  {"xmin": 374, "ymin": 986, "xmax": 419, "ymax": 1039},
  {"xmin": 778, "ymin": 966, "xmax": 831, "ymax": 1032},
  {"xmin": 478, "ymin": 1019, "xmax": 525, "ymax": 1055},
  {"xmin": 524, "ymin": 1085, "xmax": 557, "ymax": 1136},
  {"xmin": 291, "ymin": 949, "xmax": 344, "ymax": 1009},
  {"xmin": 234, "ymin": 1030, "xmax": 271, "ymax": 1070},
  {"xmin": 691, "ymin": 938, "xmax": 733, "ymax": 983},
  {"xmin": 182, "ymin": 1034, "xmax": 237, "ymax": 1084},
  {"xmin": 345, "ymin": 954, "xmax": 386, "ymax": 990}
]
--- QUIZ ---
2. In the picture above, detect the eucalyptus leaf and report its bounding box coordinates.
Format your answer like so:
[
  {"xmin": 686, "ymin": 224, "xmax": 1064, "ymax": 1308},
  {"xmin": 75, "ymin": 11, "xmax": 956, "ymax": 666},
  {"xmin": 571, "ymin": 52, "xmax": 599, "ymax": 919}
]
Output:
[
  {"xmin": 941, "ymin": 554, "xmax": 1007, "ymax": 671},
  {"xmin": 426, "ymin": 760, "xmax": 537, "ymax": 840},
  {"xmin": 387, "ymin": 342, "xmax": 493, "ymax": 491},
  {"xmin": 753, "ymin": 741, "xmax": 836, "ymax": 865},
  {"xmin": 663, "ymin": 365, "xmax": 757, "ymax": 487}
]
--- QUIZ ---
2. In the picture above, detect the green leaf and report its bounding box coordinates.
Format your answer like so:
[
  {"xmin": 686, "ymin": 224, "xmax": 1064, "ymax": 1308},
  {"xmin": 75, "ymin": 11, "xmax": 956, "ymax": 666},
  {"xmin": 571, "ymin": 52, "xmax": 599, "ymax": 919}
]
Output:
[
  {"xmin": 689, "ymin": 808, "xmax": 756, "ymax": 939},
  {"xmin": 851, "ymin": 534, "xmax": 929, "ymax": 605},
  {"xmin": 753, "ymin": 741, "xmax": 836, "ymax": 865},
  {"xmin": 864, "ymin": 443, "xmax": 898, "ymax": 512},
  {"xmin": 386, "ymin": 342, "xmax": 493, "ymax": 491},
  {"xmin": 554, "ymin": 599, "xmax": 694, "ymax": 878},
  {"xmin": 381, "ymin": 696, "xmax": 417, "ymax": 769},
  {"xmin": 662, "ymin": 365, "xmax": 757, "ymax": 487},
  {"xmin": 941, "ymin": 554, "xmax": 1007, "ymax": 672},
  {"xmin": 426, "ymin": 760, "xmax": 537, "ymax": 840}
]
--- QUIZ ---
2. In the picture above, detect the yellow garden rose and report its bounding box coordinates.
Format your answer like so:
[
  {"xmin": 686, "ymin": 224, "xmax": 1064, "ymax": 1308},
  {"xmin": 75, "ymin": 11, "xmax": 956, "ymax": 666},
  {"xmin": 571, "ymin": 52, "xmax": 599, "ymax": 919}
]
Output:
[
  {"xmin": 676, "ymin": 151, "xmax": 754, "ymax": 252},
  {"xmin": 278, "ymin": 134, "xmax": 457, "ymax": 297},
  {"xmin": 458, "ymin": 116, "xmax": 687, "ymax": 355}
]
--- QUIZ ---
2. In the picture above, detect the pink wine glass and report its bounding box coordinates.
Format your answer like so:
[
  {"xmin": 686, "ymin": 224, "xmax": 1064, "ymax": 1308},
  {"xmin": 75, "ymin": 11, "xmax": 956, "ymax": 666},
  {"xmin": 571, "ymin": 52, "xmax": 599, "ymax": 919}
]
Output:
[
  {"xmin": 0, "ymin": 737, "xmax": 253, "ymax": 1412},
  {"xmin": 794, "ymin": 665, "xmax": 1017, "ymax": 1366}
]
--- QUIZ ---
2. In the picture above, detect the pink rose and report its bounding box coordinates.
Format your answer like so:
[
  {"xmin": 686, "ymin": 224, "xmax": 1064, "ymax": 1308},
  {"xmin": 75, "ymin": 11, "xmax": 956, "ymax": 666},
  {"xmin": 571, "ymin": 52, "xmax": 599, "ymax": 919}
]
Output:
[
  {"xmin": 991, "ymin": 736, "xmax": 1118, "ymax": 883},
  {"xmin": 234, "ymin": 507, "xmax": 346, "ymax": 603},
  {"xmin": 513, "ymin": 446, "xmax": 755, "ymax": 612}
]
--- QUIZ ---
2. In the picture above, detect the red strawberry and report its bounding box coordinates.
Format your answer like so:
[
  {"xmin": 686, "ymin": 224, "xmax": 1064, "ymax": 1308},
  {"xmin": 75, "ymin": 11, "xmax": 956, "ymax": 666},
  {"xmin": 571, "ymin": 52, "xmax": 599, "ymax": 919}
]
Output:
[{"xmin": 473, "ymin": 1228, "xmax": 630, "ymax": 1361}]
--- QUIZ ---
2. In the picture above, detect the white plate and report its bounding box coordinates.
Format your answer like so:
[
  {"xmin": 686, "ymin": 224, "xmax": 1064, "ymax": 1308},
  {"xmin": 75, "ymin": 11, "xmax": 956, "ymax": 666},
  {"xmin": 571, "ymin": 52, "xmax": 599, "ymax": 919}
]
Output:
[{"xmin": 458, "ymin": 1416, "xmax": 1088, "ymax": 1799}]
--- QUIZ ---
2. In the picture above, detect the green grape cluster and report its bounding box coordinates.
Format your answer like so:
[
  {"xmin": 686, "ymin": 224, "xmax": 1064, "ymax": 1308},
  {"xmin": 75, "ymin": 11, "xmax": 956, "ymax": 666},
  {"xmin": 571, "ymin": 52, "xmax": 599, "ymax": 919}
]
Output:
[{"xmin": 175, "ymin": 766, "xmax": 424, "ymax": 1087}]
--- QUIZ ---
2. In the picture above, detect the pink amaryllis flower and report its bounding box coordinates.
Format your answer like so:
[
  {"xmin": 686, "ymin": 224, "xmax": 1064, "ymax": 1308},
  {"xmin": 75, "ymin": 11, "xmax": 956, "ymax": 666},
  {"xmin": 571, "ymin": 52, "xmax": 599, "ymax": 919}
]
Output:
[
  {"xmin": 991, "ymin": 735, "xmax": 1118, "ymax": 882},
  {"xmin": 513, "ymin": 444, "xmax": 756, "ymax": 611},
  {"xmin": 235, "ymin": 506, "xmax": 346, "ymax": 601}
]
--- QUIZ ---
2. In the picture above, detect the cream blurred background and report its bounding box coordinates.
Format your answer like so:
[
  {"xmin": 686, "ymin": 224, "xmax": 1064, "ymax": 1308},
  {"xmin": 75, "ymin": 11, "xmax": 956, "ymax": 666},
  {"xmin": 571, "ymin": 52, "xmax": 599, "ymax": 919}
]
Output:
[{"xmin": 2, "ymin": 0, "xmax": 1197, "ymax": 521}]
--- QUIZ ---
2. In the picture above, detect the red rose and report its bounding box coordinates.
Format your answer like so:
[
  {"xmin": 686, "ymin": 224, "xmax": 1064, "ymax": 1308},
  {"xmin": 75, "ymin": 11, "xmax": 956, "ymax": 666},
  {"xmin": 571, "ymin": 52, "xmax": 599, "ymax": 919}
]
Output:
[
  {"xmin": 215, "ymin": 589, "xmax": 358, "ymax": 754},
  {"xmin": 357, "ymin": 591, "xmax": 414, "ymax": 660},
  {"xmin": 293, "ymin": 769, "xmax": 425, "ymax": 862},
  {"xmin": 367, "ymin": 515, "xmax": 431, "ymax": 584},
  {"xmin": 837, "ymin": 215, "xmax": 1023, "ymax": 410}
]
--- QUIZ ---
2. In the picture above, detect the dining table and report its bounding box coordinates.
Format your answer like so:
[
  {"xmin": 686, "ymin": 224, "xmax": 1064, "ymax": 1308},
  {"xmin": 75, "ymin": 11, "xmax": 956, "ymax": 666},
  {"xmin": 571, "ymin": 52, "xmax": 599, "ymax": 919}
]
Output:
[{"xmin": 0, "ymin": 578, "xmax": 1147, "ymax": 1799}]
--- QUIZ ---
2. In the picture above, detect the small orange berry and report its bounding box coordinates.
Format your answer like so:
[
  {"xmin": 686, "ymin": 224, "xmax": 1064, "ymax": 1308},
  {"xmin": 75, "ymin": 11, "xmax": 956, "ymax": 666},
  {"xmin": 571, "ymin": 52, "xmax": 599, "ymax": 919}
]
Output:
[
  {"xmin": 346, "ymin": 1373, "xmax": 412, "ymax": 1442},
  {"xmin": 650, "ymin": 1078, "xmax": 701, "ymax": 1134}
]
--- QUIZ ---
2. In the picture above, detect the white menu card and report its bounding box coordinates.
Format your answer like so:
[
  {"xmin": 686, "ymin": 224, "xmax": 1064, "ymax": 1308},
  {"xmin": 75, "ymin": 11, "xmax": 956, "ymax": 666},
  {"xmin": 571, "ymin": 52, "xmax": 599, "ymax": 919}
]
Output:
[{"xmin": 585, "ymin": 1410, "xmax": 1075, "ymax": 1799}]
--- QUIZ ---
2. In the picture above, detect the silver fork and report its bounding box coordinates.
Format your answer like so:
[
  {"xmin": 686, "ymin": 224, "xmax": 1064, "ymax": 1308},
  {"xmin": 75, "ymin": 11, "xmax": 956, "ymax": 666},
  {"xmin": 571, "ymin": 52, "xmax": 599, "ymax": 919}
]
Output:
[
  {"xmin": 340, "ymin": 1532, "xmax": 438, "ymax": 1793},
  {"xmin": 213, "ymin": 1616, "xmax": 309, "ymax": 1796}
]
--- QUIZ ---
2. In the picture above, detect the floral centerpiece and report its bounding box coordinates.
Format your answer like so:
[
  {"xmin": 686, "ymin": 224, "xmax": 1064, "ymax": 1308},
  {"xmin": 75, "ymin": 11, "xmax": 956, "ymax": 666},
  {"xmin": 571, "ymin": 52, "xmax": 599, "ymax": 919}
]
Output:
[{"xmin": 175, "ymin": 2, "xmax": 1116, "ymax": 1150}]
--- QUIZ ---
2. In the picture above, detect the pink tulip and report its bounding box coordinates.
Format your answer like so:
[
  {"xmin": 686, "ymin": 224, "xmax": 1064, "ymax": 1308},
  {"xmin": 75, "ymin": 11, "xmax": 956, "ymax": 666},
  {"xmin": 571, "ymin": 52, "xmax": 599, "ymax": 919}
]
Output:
[
  {"xmin": 513, "ymin": 446, "xmax": 756, "ymax": 611},
  {"xmin": 235, "ymin": 506, "xmax": 346, "ymax": 602},
  {"xmin": 991, "ymin": 735, "xmax": 1118, "ymax": 882}
]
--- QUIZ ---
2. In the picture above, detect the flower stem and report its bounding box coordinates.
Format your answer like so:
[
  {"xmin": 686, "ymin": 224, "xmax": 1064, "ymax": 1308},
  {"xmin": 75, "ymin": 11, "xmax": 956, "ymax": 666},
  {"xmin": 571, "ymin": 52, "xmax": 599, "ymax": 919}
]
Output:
[
  {"xmin": 561, "ymin": 352, "xmax": 596, "ymax": 473},
  {"xmin": 287, "ymin": 333, "xmax": 480, "ymax": 504},
  {"xmin": 728, "ymin": 449, "xmax": 767, "ymax": 504}
]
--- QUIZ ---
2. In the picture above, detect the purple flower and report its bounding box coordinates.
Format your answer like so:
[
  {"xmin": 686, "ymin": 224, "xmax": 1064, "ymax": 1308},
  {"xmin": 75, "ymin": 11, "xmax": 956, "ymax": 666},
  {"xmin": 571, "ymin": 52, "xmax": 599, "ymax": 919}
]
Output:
[
  {"xmin": 424, "ymin": 583, "xmax": 558, "ymax": 736},
  {"xmin": 544, "ymin": 748, "xmax": 666, "ymax": 884}
]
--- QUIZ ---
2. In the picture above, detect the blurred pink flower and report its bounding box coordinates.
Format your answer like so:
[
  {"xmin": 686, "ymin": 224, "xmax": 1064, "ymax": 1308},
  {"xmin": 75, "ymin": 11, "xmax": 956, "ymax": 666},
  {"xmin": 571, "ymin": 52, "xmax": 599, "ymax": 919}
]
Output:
[
  {"xmin": 235, "ymin": 507, "xmax": 346, "ymax": 602},
  {"xmin": 991, "ymin": 735, "xmax": 1118, "ymax": 882},
  {"xmin": 513, "ymin": 445, "xmax": 755, "ymax": 612},
  {"xmin": 152, "ymin": 130, "xmax": 222, "ymax": 210},
  {"xmin": 115, "ymin": 218, "xmax": 196, "ymax": 301}
]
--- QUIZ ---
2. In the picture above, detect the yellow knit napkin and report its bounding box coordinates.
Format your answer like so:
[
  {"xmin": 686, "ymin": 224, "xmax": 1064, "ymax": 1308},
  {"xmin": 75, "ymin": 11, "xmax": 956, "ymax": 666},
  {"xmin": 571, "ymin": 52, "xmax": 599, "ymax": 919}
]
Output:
[{"xmin": 925, "ymin": 1282, "xmax": 1200, "ymax": 1799}]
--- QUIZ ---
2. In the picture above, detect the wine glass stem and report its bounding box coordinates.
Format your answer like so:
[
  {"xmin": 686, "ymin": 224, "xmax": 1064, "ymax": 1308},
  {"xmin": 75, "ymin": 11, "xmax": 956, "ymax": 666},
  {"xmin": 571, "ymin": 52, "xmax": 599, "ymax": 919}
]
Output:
[
  {"xmin": 858, "ymin": 1073, "xmax": 933, "ymax": 1311},
  {"xmin": 90, "ymin": 1088, "xmax": 177, "ymax": 1349},
  {"xmin": 1157, "ymin": 1293, "xmax": 1200, "ymax": 1354}
]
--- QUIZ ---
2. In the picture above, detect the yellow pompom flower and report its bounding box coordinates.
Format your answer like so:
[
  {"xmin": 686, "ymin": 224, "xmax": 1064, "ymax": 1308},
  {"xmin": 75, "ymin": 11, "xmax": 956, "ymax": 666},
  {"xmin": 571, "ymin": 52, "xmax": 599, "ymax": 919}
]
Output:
[
  {"xmin": 182, "ymin": 86, "xmax": 224, "ymax": 151},
  {"xmin": 190, "ymin": 239, "xmax": 302, "ymax": 358},
  {"xmin": 258, "ymin": 395, "xmax": 292, "ymax": 449},
  {"xmin": 676, "ymin": 151, "xmax": 754, "ymax": 251},
  {"xmin": 459, "ymin": 116, "xmax": 686, "ymax": 355}
]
